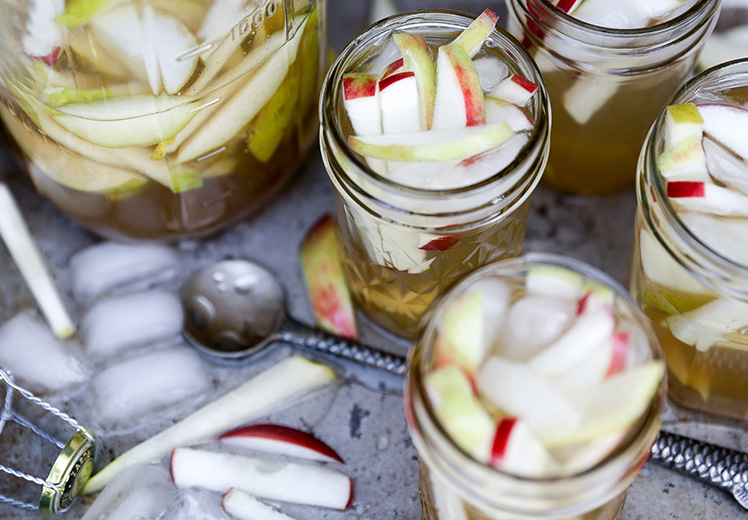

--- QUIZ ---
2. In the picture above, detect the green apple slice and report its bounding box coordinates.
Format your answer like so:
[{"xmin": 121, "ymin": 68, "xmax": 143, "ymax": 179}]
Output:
[
  {"xmin": 248, "ymin": 71, "xmax": 299, "ymax": 163},
  {"xmin": 666, "ymin": 299, "xmax": 748, "ymax": 352},
  {"xmin": 56, "ymin": 0, "xmax": 116, "ymax": 27},
  {"xmin": 143, "ymin": 5, "xmax": 199, "ymax": 95},
  {"xmin": 394, "ymin": 33, "xmax": 436, "ymax": 130},
  {"xmin": 50, "ymin": 93, "xmax": 198, "ymax": 148}
]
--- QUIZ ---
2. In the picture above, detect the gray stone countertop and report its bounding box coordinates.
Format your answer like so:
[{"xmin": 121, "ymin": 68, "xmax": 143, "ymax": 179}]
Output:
[{"xmin": 0, "ymin": 0, "xmax": 746, "ymax": 518}]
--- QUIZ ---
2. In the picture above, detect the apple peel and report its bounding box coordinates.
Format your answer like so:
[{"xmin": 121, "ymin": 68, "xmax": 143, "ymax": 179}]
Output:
[{"xmin": 219, "ymin": 424, "xmax": 344, "ymax": 464}]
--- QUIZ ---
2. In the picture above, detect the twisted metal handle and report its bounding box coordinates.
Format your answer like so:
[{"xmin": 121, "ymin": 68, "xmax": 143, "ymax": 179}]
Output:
[
  {"xmin": 278, "ymin": 319, "xmax": 408, "ymax": 376},
  {"xmin": 652, "ymin": 431, "xmax": 748, "ymax": 509}
]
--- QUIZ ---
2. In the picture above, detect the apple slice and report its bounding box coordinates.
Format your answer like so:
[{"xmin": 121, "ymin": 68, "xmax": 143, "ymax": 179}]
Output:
[
  {"xmin": 22, "ymin": 0, "xmax": 64, "ymax": 63},
  {"xmin": 489, "ymin": 74, "xmax": 538, "ymax": 107},
  {"xmin": 299, "ymin": 214, "xmax": 358, "ymax": 341},
  {"xmin": 219, "ymin": 424, "xmax": 343, "ymax": 464},
  {"xmin": 452, "ymin": 8, "xmax": 500, "ymax": 58},
  {"xmin": 142, "ymin": 5, "xmax": 199, "ymax": 95},
  {"xmin": 561, "ymin": 75, "xmax": 619, "ymax": 126},
  {"xmin": 698, "ymin": 103, "xmax": 748, "ymax": 160},
  {"xmin": 702, "ymin": 137, "xmax": 748, "ymax": 196},
  {"xmin": 485, "ymin": 97, "xmax": 534, "ymax": 132},
  {"xmin": 666, "ymin": 298, "xmax": 748, "ymax": 352},
  {"xmin": 379, "ymin": 71, "xmax": 421, "ymax": 134},
  {"xmin": 223, "ymin": 489, "xmax": 297, "ymax": 520},
  {"xmin": 348, "ymin": 122, "xmax": 515, "ymax": 162},
  {"xmin": 664, "ymin": 103, "xmax": 703, "ymax": 149},
  {"xmin": 491, "ymin": 417, "xmax": 558, "ymax": 477},
  {"xmin": 656, "ymin": 135, "xmax": 710, "ymax": 182},
  {"xmin": 380, "ymin": 58, "xmax": 405, "ymax": 81},
  {"xmin": 553, "ymin": 0, "xmax": 584, "ymax": 14},
  {"xmin": 50, "ymin": 93, "xmax": 199, "ymax": 148},
  {"xmin": 525, "ymin": 265, "xmax": 584, "ymax": 302},
  {"xmin": 342, "ymin": 73, "xmax": 382, "ymax": 136},
  {"xmin": 667, "ymin": 181, "xmax": 748, "ymax": 217},
  {"xmin": 394, "ymin": 33, "xmax": 436, "ymax": 130},
  {"xmin": 432, "ymin": 43, "xmax": 485, "ymax": 130},
  {"xmin": 248, "ymin": 71, "xmax": 299, "ymax": 163},
  {"xmin": 83, "ymin": 355, "xmax": 336, "ymax": 494},
  {"xmin": 424, "ymin": 365, "xmax": 475, "ymax": 408},
  {"xmin": 56, "ymin": 0, "xmax": 113, "ymax": 27},
  {"xmin": 606, "ymin": 331, "xmax": 630, "ymax": 377},
  {"xmin": 680, "ymin": 211, "xmax": 748, "ymax": 266},
  {"xmin": 171, "ymin": 448, "xmax": 352, "ymax": 510}
]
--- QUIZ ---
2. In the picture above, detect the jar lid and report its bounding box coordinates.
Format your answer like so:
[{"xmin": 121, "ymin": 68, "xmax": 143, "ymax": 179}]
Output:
[{"xmin": 39, "ymin": 428, "xmax": 96, "ymax": 515}]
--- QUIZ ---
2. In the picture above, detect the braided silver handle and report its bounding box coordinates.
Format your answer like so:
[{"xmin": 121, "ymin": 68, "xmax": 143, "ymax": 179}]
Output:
[
  {"xmin": 652, "ymin": 431, "xmax": 748, "ymax": 509},
  {"xmin": 278, "ymin": 319, "xmax": 407, "ymax": 376}
]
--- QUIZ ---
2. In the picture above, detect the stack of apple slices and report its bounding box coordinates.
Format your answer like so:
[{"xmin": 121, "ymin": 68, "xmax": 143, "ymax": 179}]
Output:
[
  {"xmin": 640, "ymin": 101, "xmax": 748, "ymax": 351},
  {"xmin": 426, "ymin": 265, "xmax": 664, "ymax": 477}
]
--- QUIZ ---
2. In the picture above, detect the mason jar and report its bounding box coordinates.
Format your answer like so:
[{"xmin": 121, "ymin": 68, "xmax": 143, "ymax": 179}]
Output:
[
  {"xmin": 0, "ymin": 0, "xmax": 325, "ymax": 241},
  {"xmin": 406, "ymin": 253, "xmax": 666, "ymax": 520},
  {"xmin": 319, "ymin": 10, "xmax": 550, "ymax": 339},
  {"xmin": 507, "ymin": 0, "xmax": 720, "ymax": 195},
  {"xmin": 630, "ymin": 59, "xmax": 748, "ymax": 420}
]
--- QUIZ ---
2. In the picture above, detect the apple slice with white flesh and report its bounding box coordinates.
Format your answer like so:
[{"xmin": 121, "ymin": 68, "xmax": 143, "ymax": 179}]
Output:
[
  {"xmin": 703, "ymin": 137, "xmax": 748, "ymax": 197},
  {"xmin": 432, "ymin": 43, "xmax": 486, "ymax": 130},
  {"xmin": 0, "ymin": 185, "xmax": 75, "ymax": 339},
  {"xmin": 477, "ymin": 357, "xmax": 582, "ymax": 442},
  {"xmin": 664, "ymin": 103, "xmax": 703, "ymax": 149},
  {"xmin": 485, "ymin": 96, "xmax": 534, "ymax": 132},
  {"xmin": 380, "ymin": 58, "xmax": 405, "ymax": 81},
  {"xmin": 667, "ymin": 181, "xmax": 748, "ymax": 218},
  {"xmin": 300, "ymin": 215, "xmax": 358, "ymax": 341},
  {"xmin": 22, "ymin": 0, "xmax": 64, "ymax": 64},
  {"xmin": 452, "ymin": 8, "xmax": 500, "ymax": 58},
  {"xmin": 83, "ymin": 355, "xmax": 336, "ymax": 494},
  {"xmin": 50, "ymin": 93, "xmax": 199, "ymax": 148},
  {"xmin": 552, "ymin": 431, "xmax": 625, "ymax": 475},
  {"xmin": 219, "ymin": 424, "xmax": 344, "ymax": 464},
  {"xmin": 562, "ymin": 75, "xmax": 619, "ymax": 126},
  {"xmin": 489, "ymin": 74, "xmax": 538, "ymax": 107},
  {"xmin": 491, "ymin": 417, "xmax": 558, "ymax": 477},
  {"xmin": 680, "ymin": 211, "xmax": 748, "ymax": 266},
  {"xmin": 528, "ymin": 304, "xmax": 616, "ymax": 377},
  {"xmin": 666, "ymin": 298, "xmax": 748, "ymax": 352},
  {"xmin": 553, "ymin": 0, "xmax": 584, "ymax": 14},
  {"xmin": 379, "ymin": 71, "xmax": 422, "ymax": 134},
  {"xmin": 656, "ymin": 135, "xmax": 710, "ymax": 182},
  {"xmin": 424, "ymin": 365, "xmax": 474, "ymax": 408},
  {"xmin": 698, "ymin": 103, "xmax": 748, "ymax": 160},
  {"xmin": 525, "ymin": 265, "xmax": 584, "ymax": 302},
  {"xmin": 342, "ymin": 73, "xmax": 382, "ymax": 136},
  {"xmin": 171, "ymin": 448, "xmax": 352, "ymax": 510},
  {"xmin": 552, "ymin": 330, "xmax": 630, "ymax": 391},
  {"xmin": 223, "ymin": 489, "xmax": 298, "ymax": 520},
  {"xmin": 394, "ymin": 33, "xmax": 436, "ymax": 130},
  {"xmin": 348, "ymin": 122, "xmax": 515, "ymax": 162}
]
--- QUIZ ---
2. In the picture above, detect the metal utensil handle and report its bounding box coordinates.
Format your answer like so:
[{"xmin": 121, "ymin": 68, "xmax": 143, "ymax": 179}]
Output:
[
  {"xmin": 652, "ymin": 431, "xmax": 748, "ymax": 509},
  {"xmin": 278, "ymin": 321, "xmax": 407, "ymax": 376}
]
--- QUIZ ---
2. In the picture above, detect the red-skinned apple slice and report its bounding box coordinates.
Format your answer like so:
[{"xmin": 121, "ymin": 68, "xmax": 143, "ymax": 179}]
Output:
[
  {"xmin": 491, "ymin": 417, "xmax": 557, "ymax": 477},
  {"xmin": 452, "ymin": 8, "xmax": 500, "ymax": 57},
  {"xmin": 83, "ymin": 355, "xmax": 336, "ymax": 494},
  {"xmin": 342, "ymin": 73, "xmax": 382, "ymax": 136},
  {"xmin": 394, "ymin": 33, "xmax": 436, "ymax": 130},
  {"xmin": 664, "ymin": 103, "xmax": 703, "ymax": 149},
  {"xmin": 554, "ymin": 0, "xmax": 584, "ymax": 14},
  {"xmin": 485, "ymin": 96, "xmax": 534, "ymax": 132},
  {"xmin": 23, "ymin": 0, "xmax": 64, "ymax": 64},
  {"xmin": 489, "ymin": 74, "xmax": 538, "ymax": 107},
  {"xmin": 698, "ymin": 103, "xmax": 748, "ymax": 160},
  {"xmin": 606, "ymin": 331, "xmax": 630, "ymax": 377},
  {"xmin": 222, "ymin": 489, "xmax": 297, "ymax": 520},
  {"xmin": 171, "ymin": 448, "xmax": 352, "ymax": 510},
  {"xmin": 300, "ymin": 214, "xmax": 357, "ymax": 341},
  {"xmin": 432, "ymin": 43, "xmax": 485, "ymax": 130},
  {"xmin": 219, "ymin": 424, "xmax": 344, "ymax": 464},
  {"xmin": 667, "ymin": 181, "xmax": 748, "ymax": 217},
  {"xmin": 379, "ymin": 71, "xmax": 421, "ymax": 134},
  {"xmin": 380, "ymin": 58, "xmax": 405, "ymax": 81}
]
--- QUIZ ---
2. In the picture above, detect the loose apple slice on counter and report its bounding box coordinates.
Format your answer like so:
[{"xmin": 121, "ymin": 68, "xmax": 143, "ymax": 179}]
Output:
[
  {"xmin": 699, "ymin": 103, "xmax": 748, "ymax": 160},
  {"xmin": 171, "ymin": 448, "xmax": 352, "ymax": 509},
  {"xmin": 664, "ymin": 103, "xmax": 703, "ymax": 149},
  {"xmin": 348, "ymin": 122, "xmax": 515, "ymax": 162},
  {"xmin": 223, "ymin": 489, "xmax": 298, "ymax": 520},
  {"xmin": 491, "ymin": 417, "xmax": 558, "ymax": 477},
  {"xmin": 342, "ymin": 73, "xmax": 382, "ymax": 136},
  {"xmin": 667, "ymin": 181, "xmax": 748, "ymax": 217},
  {"xmin": 703, "ymin": 137, "xmax": 748, "ymax": 196},
  {"xmin": 219, "ymin": 424, "xmax": 344, "ymax": 464},
  {"xmin": 379, "ymin": 71, "xmax": 421, "ymax": 134},
  {"xmin": 656, "ymin": 135, "xmax": 710, "ymax": 182},
  {"xmin": 489, "ymin": 74, "xmax": 538, "ymax": 107},
  {"xmin": 452, "ymin": 8, "xmax": 500, "ymax": 58},
  {"xmin": 299, "ymin": 214, "xmax": 358, "ymax": 341},
  {"xmin": 485, "ymin": 97, "xmax": 534, "ymax": 132},
  {"xmin": 394, "ymin": 33, "xmax": 436, "ymax": 130},
  {"xmin": 83, "ymin": 355, "xmax": 336, "ymax": 494},
  {"xmin": 666, "ymin": 298, "xmax": 748, "ymax": 352},
  {"xmin": 432, "ymin": 43, "xmax": 485, "ymax": 130}
]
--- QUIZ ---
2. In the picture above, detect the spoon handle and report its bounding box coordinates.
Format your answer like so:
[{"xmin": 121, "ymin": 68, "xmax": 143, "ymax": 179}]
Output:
[
  {"xmin": 651, "ymin": 431, "xmax": 748, "ymax": 509},
  {"xmin": 278, "ymin": 321, "xmax": 407, "ymax": 376}
]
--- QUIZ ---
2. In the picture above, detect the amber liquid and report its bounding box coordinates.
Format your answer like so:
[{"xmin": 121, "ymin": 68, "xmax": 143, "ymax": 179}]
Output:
[
  {"xmin": 0, "ymin": 2, "xmax": 323, "ymax": 241},
  {"xmin": 337, "ymin": 200, "xmax": 531, "ymax": 339}
]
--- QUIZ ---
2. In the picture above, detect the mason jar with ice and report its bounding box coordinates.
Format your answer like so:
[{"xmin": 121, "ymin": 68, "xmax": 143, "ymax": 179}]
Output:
[
  {"xmin": 319, "ymin": 9, "xmax": 550, "ymax": 339},
  {"xmin": 0, "ymin": 0, "xmax": 325, "ymax": 240},
  {"xmin": 630, "ymin": 58, "xmax": 748, "ymax": 420},
  {"xmin": 507, "ymin": 0, "xmax": 720, "ymax": 195},
  {"xmin": 406, "ymin": 253, "xmax": 666, "ymax": 519}
]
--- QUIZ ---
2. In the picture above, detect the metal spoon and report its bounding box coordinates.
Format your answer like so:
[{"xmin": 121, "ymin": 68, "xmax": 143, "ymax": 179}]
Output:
[{"xmin": 180, "ymin": 259, "xmax": 407, "ymax": 375}]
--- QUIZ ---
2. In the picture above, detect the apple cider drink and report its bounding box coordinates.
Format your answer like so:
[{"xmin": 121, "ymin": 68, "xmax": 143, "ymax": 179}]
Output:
[
  {"xmin": 406, "ymin": 254, "xmax": 666, "ymax": 520},
  {"xmin": 630, "ymin": 59, "xmax": 748, "ymax": 420},
  {"xmin": 0, "ymin": 0, "xmax": 325, "ymax": 241},
  {"xmin": 507, "ymin": 0, "xmax": 720, "ymax": 195},
  {"xmin": 320, "ymin": 10, "xmax": 550, "ymax": 338}
]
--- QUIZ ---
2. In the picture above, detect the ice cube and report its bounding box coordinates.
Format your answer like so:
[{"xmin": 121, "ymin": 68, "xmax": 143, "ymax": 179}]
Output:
[
  {"xmin": 168, "ymin": 488, "xmax": 229, "ymax": 519},
  {"xmin": 703, "ymin": 137, "xmax": 748, "ymax": 196},
  {"xmin": 680, "ymin": 211, "xmax": 748, "ymax": 266},
  {"xmin": 90, "ymin": 346, "xmax": 211, "ymax": 428},
  {"xmin": 473, "ymin": 55, "xmax": 508, "ymax": 92},
  {"xmin": 70, "ymin": 241, "xmax": 179, "ymax": 304},
  {"xmin": 0, "ymin": 313, "xmax": 88, "ymax": 394},
  {"xmin": 81, "ymin": 289, "xmax": 183, "ymax": 362}
]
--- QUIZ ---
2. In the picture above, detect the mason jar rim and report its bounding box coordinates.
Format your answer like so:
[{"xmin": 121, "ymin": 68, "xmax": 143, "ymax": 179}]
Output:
[
  {"xmin": 405, "ymin": 252, "xmax": 666, "ymax": 516},
  {"xmin": 319, "ymin": 9, "xmax": 550, "ymax": 199},
  {"xmin": 639, "ymin": 58, "xmax": 748, "ymax": 296}
]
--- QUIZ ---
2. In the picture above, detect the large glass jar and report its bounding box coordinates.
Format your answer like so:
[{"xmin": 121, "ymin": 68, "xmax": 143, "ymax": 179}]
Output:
[
  {"xmin": 406, "ymin": 253, "xmax": 666, "ymax": 520},
  {"xmin": 630, "ymin": 59, "xmax": 748, "ymax": 420},
  {"xmin": 507, "ymin": 0, "xmax": 720, "ymax": 195},
  {"xmin": 319, "ymin": 11, "xmax": 550, "ymax": 339},
  {"xmin": 0, "ymin": 0, "xmax": 325, "ymax": 241}
]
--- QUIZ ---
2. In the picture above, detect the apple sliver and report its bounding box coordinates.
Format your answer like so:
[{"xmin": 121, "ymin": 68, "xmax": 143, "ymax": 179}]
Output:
[
  {"xmin": 489, "ymin": 74, "xmax": 538, "ymax": 107},
  {"xmin": 219, "ymin": 424, "xmax": 344, "ymax": 464},
  {"xmin": 342, "ymin": 73, "xmax": 382, "ymax": 136},
  {"xmin": 379, "ymin": 71, "xmax": 421, "ymax": 134},
  {"xmin": 432, "ymin": 43, "xmax": 485, "ymax": 130},
  {"xmin": 222, "ymin": 489, "xmax": 296, "ymax": 520},
  {"xmin": 491, "ymin": 417, "xmax": 558, "ymax": 477},
  {"xmin": 452, "ymin": 8, "xmax": 500, "ymax": 58},
  {"xmin": 348, "ymin": 122, "xmax": 515, "ymax": 161},
  {"xmin": 393, "ymin": 33, "xmax": 436, "ymax": 130},
  {"xmin": 667, "ymin": 181, "xmax": 748, "ymax": 218}
]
